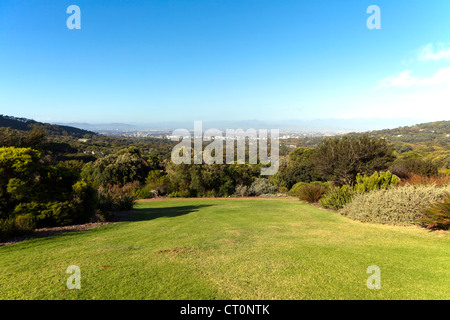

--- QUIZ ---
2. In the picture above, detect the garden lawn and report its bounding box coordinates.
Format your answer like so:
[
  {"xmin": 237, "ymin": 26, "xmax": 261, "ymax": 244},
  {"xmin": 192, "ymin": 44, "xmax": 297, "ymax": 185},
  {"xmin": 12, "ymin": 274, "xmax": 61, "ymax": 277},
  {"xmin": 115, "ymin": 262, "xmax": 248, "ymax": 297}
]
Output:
[{"xmin": 0, "ymin": 199, "xmax": 449, "ymax": 299}]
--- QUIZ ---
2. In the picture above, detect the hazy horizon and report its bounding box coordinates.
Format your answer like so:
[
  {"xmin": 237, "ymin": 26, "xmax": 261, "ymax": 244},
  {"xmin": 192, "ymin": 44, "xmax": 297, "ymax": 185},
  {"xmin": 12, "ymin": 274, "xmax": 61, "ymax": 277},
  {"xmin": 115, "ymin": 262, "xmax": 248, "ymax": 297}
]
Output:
[
  {"xmin": 1, "ymin": 1, "xmax": 450, "ymax": 124},
  {"xmin": 52, "ymin": 116, "xmax": 446, "ymax": 132}
]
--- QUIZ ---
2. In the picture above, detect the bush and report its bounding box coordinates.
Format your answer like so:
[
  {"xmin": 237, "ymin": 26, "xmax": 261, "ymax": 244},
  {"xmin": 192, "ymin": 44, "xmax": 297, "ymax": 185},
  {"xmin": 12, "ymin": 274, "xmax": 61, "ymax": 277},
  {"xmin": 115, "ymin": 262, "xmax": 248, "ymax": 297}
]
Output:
[
  {"xmin": 234, "ymin": 184, "xmax": 249, "ymax": 197},
  {"xmin": 133, "ymin": 186, "xmax": 159, "ymax": 199},
  {"xmin": 248, "ymin": 178, "xmax": 277, "ymax": 196},
  {"xmin": 133, "ymin": 187, "xmax": 150, "ymax": 199},
  {"xmin": 145, "ymin": 170, "xmax": 169, "ymax": 196},
  {"xmin": 71, "ymin": 179, "xmax": 98, "ymax": 223},
  {"xmin": 319, "ymin": 171, "xmax": 399, "ymax": 210},
  {"xmin": 419, "ymin": 193, "xmax": 450, "ymax": 230},
  {"xmin": 14, "ymin": 214, "xmax": 36, "ymax": 233},
  {"xmin": 289, "ymin": 182, "xmax": 308, "ymax": 196},
  {"xmin": 168, "ymin": 191, "xmax": 181, "ymax": 198},
  {"xmin": 342, "ymin": 185, "xmax": 450, "ymax": 226},
  {"xmin": 399, "ymin": 174, "xmax": 450, "ymax": 187},
  {"xmin": 354, "ymin": 171, "xmax": 400, "ymax": 193},
  {"xmin": 7, "ymin": 179, "xmax": 98, "ymax": 228},
  {"xmin": 97, "ymin": 185, "xmax": 136, "ymax": 212},
  {"xmin": 277, "ymin": 186, "xmax": 289, "ymax": 194},
  {"xmin": 0, "ymin": 147, "xmax": 101, "ymax": 230},
  {"xmin": 0, "ymin": 214, "xmax": 36, "ymax": 241},
  {"xmin": 319, "ymin": 185, "xmax": 355, "ymax": 210},
  {"xmin": 297, "ymin": 182, "xmax": 329, "ymax": 203},
  {"xmin": 168, "ymin": 190, "xmax": 189, "ymax": 198},
  {"xmin": 0, "ymin": 218, "xmax": 16, "ymax": 241},
  {"xmin": 38, "ymin": 201, "xmax": 76, "ymax": 226},
  {"xmin": 94, "ymin": 209, "xmax": 116, "ymax": 222},
  {"xmin": 390, "ymin": 158, "xmax": 439, "ymax": 179}
]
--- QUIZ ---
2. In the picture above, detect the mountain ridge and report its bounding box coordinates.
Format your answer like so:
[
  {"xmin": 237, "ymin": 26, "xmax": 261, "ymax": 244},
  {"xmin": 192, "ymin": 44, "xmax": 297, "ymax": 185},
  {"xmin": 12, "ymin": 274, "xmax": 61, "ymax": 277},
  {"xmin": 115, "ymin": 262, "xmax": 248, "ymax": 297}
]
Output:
[{"xmin": 0, "ymin": 115, "xmax": 96, "ymax": 138}]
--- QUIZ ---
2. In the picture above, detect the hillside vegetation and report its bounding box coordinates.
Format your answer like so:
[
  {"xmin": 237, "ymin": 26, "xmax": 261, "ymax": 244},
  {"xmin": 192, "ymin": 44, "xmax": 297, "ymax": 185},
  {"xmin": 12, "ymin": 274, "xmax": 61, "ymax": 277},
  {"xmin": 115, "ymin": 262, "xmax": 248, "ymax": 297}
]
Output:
[
  {"xmin": 365, "ymin": 120, "xmax": 449, "ymax": 146},
  {"xmin": 0, "ymin": 115, "xmax": 96, "ymax": 138},
  {"xmin": 0, "ymin": 115, "xmax": 449, "ymax": 241}
]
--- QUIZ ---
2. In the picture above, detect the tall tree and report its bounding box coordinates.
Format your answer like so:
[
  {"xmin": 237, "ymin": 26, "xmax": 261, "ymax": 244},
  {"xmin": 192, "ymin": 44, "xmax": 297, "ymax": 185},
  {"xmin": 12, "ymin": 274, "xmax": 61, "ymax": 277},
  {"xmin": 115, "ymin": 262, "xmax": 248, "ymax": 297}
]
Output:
[{"xmin": 313, "ymin": 135, "xmax": 395, "ymax": 186}]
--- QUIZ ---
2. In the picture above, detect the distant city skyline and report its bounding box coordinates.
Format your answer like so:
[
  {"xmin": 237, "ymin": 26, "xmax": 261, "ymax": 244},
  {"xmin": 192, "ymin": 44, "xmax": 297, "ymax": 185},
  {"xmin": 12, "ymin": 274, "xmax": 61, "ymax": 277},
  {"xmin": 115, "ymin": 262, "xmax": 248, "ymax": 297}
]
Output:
[{"xmin": 1, "ymin": 1, "xmax": 450, "ymax": 125}]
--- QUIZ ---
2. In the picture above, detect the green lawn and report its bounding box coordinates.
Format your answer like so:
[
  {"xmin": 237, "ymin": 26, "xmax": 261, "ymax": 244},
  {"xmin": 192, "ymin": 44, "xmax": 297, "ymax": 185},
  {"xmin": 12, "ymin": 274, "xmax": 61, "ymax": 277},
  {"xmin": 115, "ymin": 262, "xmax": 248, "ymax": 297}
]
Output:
[{"xmin": 0, "ymin": 199, "xmax": 449, "ymax": 299}]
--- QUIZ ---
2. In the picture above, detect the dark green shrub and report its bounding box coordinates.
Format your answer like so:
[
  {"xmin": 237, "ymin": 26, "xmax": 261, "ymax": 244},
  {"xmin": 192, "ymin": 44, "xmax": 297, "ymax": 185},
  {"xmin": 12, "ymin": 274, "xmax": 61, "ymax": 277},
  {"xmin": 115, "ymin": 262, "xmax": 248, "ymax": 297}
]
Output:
[
  {"xmin": 97, "ymin": 185, "xmax": 136, "ymax": 212},
  {"xmin": 94, "ymin": 209, "xmax": 116, "ymax": 222},
  {"xmin": 203, "ymin": 190, "xmax": 218, "ymax": 198},
  {"xmin": 0, "ymin": 218, "xmax": 16, "ymax": 240},
  {"xmin": 313, "ymin": 135, "xmax": 395, "ymax": 186},
  {"xmin": 145, "ymin": 170, "xmax": 163, "ymax": 185},
  {"xmin": 271, "ymin": 148, "xmax": 321, "ymax": 190},
  {"xmin": 121, "ymin": 181, "xmax": 155, "ymax": 199},
  {"xmin": 9, "ymin": 179, "xmax": 97, "ymax": 227},
  {"xmin": 14, "ymin": 214, "xmax": 36, "ymax": 233},
  {"xmin": 168, "ymin": 191, "xmax": 183, "ymax": 198},
  {"xmin": 39, "ymin": 201, "xmax": 74, "ymax": 226},
  {"xmin": 71, "ymin": 179, "xmax": 98, "ymax": 223},
  {"xmin": 420, "ymin": 193, "xmax": 450, "ymax": 230},
  {"xmin": 133, "ymin": 186, "xmax": 153, "ymax": 199},
  {"xmin": 81, "ymin": 147, "xmax": 150, "ymax": 187},
  {"xmin": 0, "ymin": 214, "xmax": 36, "ymax": 241},
  {"xmin": 0, "ymin": 147, "xmax": 99, "ymax": 230},
  {"xmin": 319, "ymin": 185, "xmax": 355, "ymax": 210},
  {"xmin": 115, "ymin": 195, "xmax": 136, "ymax": 211},
  {"xmin": 390, "ymin": 158, "xmax": 439, "ymax": 179},
  {"xmin": 35, "ymin": 180, "xmax": 98, "ymax": 226}
]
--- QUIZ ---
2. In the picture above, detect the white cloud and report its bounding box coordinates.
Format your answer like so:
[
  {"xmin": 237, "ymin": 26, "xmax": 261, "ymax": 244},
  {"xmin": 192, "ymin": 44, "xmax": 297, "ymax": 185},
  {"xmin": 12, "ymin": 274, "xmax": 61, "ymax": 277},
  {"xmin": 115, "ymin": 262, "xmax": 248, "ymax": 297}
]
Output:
[
  {"xmin": 376, "ymin": 70, "xmax": 417, "ymax": 88},
  {"xmin": 338, "ymin": 86, "xmax": 450, "ymax": 120},
  {"xmin": 342, "ymin": 43, "xmax": 450, "ymax": 121},
  {"xmin": 376, "ymin": 67, "xmax": 450, "ymax": 89},
  {"xmin": 417, "ymin": 43, "xmax": 450, "ymax": 61}
]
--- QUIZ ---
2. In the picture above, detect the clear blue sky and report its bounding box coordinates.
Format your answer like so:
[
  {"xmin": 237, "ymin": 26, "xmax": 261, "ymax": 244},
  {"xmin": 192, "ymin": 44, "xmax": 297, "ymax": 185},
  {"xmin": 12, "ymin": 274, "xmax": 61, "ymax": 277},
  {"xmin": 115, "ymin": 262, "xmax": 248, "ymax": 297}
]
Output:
[{"xmin": 1, "ymin": 0, "xmax": 450, "ymax": 124}]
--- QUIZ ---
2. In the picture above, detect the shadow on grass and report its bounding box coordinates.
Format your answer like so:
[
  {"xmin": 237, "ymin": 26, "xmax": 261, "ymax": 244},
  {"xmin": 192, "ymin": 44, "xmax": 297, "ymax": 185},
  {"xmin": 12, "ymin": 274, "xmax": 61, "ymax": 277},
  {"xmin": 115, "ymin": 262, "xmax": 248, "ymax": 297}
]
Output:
[
  {"xmin": 0, "ymin": 222, "xmax": 113, "ymax": 247},
  {"xmin": 129, "ymin": 204, "xmax": 215, "ymax": 222},
  {"xmin": 0, "ymin": 205, "xmax": 215, "ymax": 247}
]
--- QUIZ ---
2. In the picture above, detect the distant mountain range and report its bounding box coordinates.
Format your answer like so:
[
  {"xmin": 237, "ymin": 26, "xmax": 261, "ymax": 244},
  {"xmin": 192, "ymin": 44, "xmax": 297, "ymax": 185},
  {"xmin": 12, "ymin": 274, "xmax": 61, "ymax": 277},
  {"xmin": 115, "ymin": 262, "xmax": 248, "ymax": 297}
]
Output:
[
  {"xmin": 1, "ymin": 115, "xmax": 448, "ymax": 142},
  {"xmin": 57, "ymin": 117, "xmax": 433, "ymax": 133}
]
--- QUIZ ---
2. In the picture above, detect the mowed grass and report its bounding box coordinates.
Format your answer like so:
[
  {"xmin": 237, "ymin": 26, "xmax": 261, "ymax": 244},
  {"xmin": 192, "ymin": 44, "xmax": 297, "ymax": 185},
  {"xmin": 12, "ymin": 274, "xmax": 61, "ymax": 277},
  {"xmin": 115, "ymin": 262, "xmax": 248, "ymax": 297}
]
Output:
[{"xmin": 0, "ymin": 199, "xmax": 449, "ymax": 300}]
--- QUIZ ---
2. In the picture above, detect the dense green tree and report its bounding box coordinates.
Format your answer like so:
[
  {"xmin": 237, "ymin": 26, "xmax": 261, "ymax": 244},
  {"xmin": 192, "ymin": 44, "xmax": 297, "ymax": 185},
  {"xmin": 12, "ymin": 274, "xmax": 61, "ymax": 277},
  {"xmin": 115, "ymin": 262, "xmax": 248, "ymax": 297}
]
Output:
[
  {"xmin": 164, "ymin": 162, "xmax": 260, "ymax": 197},
  {"xmin": 0, "ymin": 147, "xmax": 41, "ymax": 216},
  {"xmin": 82, "ymin": 147, "xmax": 150, "ymax": 187},
  {"xmin": 0, "ymin": 126, "xmax": 47, "ymax": 151},
  {"xmin": 313, "ymin": 135, "xmax": 395, "ymax": 186},
  {"xmin": 270, "ymin": 147, "xmax": 320, "ymax": 190},
  {"xmin": 287, "ymin": 147, "xmax": 321, "ymax": 185},
  {"xmin": 0, "ymin": 147, "xmax": 98, "ymax": 239}
]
